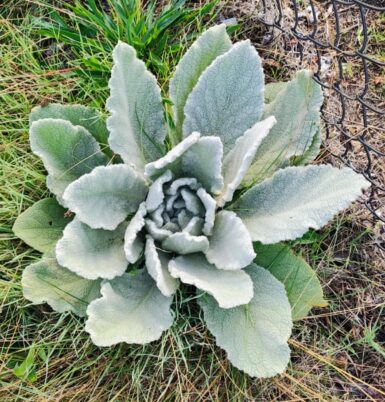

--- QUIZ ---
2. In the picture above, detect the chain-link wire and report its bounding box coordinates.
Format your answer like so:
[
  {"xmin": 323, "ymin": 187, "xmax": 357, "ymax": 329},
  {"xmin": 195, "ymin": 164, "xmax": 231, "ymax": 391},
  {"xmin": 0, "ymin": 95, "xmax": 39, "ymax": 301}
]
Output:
[{"xmin": 255, "ymin": 0, "xmax": 385, "ymax": 248}]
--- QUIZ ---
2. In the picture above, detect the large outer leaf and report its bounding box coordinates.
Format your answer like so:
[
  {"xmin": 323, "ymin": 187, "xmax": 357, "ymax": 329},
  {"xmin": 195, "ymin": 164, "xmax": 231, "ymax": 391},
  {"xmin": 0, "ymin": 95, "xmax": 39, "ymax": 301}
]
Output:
[
  {"xmin": 56, "ymin": 219, "xmax": 128, "ymax": 280},
  {"xmin": 30, "ymin": 103, "xmax": 109, "ymax": 148},
  {"xmin": 198, "ymin": 264, "xmax": 292, "ymax": 378},
  {"xmin": 182, "ymin": 136, "xmax": 224, "ymax": 194},
  {"xmin": 170, "ymin": 24, "xmax": 232, "ymax": 140},
  {"xmin": 30, "ymin": 119, "xmax": 107, "ymax": 204},
  {"xmin": 85, "ymin": 271, "xmax": 174, "ymax": 346},
  {"xmin": 183, "ymin": 40, "xmax": 264, "ymax": 153},
  {"xmin": 254, "ymin": 243, "xmax": 327, "ymax": 320},
  {"xmin": 233, "ymin": 165, "xmax": 369, "ymax": 244},
  {"xmin": 264, "ymin": 82, "xmax": 287, "ymax": 104},
  {"xmin": 205, "ymin": 211, "xmax": 255, "ymax": 270},
  {"xmin": 13, "ymin": 198, "xmax": 72, "ymax": 253},
  {"xmin": 106, "ymin": 42, "xmax": 166, "ymax": 171},
  {"xmin": 244, "ymin": 70, "xmax": 323, "ymax": 184},
  {"xmin": 292, "ymin": 127, "xmax": 321, "ymax": 165},
  {"xmin": 169, "ymin": 254, "xmax": 253, "ymax": 308},
  {"xmin": 22, "ymin": 254, "xmax": 101, "ymax": 317},
  {"xmin": 217, "ymin": 116, "xmax": 276, "ymax": 207},
  {"xmin": 63, "ymin": 164, "xmax": 148, "ymax": 230}
]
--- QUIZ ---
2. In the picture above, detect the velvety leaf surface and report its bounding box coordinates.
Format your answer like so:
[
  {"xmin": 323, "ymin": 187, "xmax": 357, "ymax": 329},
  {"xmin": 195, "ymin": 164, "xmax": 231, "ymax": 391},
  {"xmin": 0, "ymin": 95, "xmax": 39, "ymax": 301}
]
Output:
[
  {"xmin": 145, "ymin": 220, "xmax": 172, "ymax": 241},
  {"xmin": 144, "ymin": 132, "xmax": 200, "ymax": 179},
  {"xmin": 63, "ymin": 164, "xmax": 147, "ymax": 230},
  {"xmin": 264, "ymin": 82, "xmax": 287, "ymax": 104},
  {"xmin": 217, "ymin": 116, "xmax": 276, "ymax": 207},
  {"xmin": 22, "ymin": 254, "xmax": 101, "ymax": 317},
  {"xmin": 13, "ymin": 198, "xmax": 72, "ymax": 253},
  {"xmin": 254, "ymin": 243, "xmax": 327, "ymax": 320},
  {"xmin": 124, "ymin": 203, "xmax": 147, "ymax": 263},
  {"xmin": 30, "ymin": 103, "xmax": 109, "ymax": 149},
  {"xmin": 196, "ymin": 188, "xmax": 216, "ymax": 236},
  {"xmin": 181, "ymin": 136, "xmax": 224, "ymax": 194},
  {"xmin": 144, "ymin": 237, "xmax": 179, "ymax": 297},
  {"xmin": 85, "ymin": 271, "xmax": 174, "ymax": 346},
  {"xmin": 56, "ymin": 219, "xmax": 128, "ymax": 280},
  {"xmin": 233, "ymin": 165, "xmax": 370, "ymax": 243},
  {"xmin": 145, "ymin": 170, "xmax": 173, "ymax": 212},
  {"xmin": 162, "ymin": 232, "xmax": 209, "ymax": 254},
  {"xmin": 198, "ymin": 264, "xmax": 292, "ymax": 378},
  {"xmin": 183, "ymin": 40, "xmax": 264, "ymax": 153},
  {"xmin": 292, "ymin": 127, "xmax": 321, "ymax": 165},
  {"xmin": 244, "ymin": 70, "xmax": 323, "ymax": 184},
  {"xmin": 30, "ymin": 119, "xmax": 107, "ymax": 204},
  {"xmin": 205, "ymin": 211, "xmax": 255, "ymax": 270},
  {"xmin": 106, "ymin": 42, "xmax": 166, "ymax": 170},
  {"xmin": 170, "ymin": 24, "xmax": 232, "ymax": 139},
  {"xmin": 169, "ymin": 254, "xmax": 253, "ymax": 308}
]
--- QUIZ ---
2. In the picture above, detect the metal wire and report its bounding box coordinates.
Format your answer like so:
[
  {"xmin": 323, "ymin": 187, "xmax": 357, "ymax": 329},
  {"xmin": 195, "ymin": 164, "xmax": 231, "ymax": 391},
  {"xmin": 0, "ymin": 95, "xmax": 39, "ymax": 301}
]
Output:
[{"xmin": 257, "ymin": 0, "xmax": 385, "ymax": 248}]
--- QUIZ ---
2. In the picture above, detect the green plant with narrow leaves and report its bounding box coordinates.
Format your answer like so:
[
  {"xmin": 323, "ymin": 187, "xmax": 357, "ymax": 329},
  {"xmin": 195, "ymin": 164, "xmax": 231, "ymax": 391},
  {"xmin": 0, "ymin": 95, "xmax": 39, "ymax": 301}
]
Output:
[
  {"xmin": 13, "ymin": 25, "xmax": 370, "ymax": 378},
  {"xmin": 33, "ymin": 0, "xmax": 220, "ymax": 80}
]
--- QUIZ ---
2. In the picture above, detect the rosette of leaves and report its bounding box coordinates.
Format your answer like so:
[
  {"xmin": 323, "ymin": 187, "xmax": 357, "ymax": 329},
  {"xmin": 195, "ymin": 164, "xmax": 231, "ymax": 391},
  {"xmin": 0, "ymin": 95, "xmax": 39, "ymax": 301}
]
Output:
[{"xmin": 14, "ymin": 25, "xmax": 370, "ymax": 378}]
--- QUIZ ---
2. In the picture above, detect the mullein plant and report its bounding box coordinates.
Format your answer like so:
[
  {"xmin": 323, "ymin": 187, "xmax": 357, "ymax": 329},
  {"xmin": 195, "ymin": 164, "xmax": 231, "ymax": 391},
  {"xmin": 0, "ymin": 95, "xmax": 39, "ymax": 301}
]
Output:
[{"xmin": 14, "ymin": 25, "xmax": 369, "ymax": 378}]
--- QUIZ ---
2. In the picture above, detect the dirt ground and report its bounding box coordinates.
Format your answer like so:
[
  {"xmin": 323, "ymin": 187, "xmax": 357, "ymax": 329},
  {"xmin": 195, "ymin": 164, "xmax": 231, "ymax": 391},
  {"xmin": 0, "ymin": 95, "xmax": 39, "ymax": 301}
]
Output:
[{"xmin": 220, "ymin": 0, "xmax": 385, "ymax": 261}]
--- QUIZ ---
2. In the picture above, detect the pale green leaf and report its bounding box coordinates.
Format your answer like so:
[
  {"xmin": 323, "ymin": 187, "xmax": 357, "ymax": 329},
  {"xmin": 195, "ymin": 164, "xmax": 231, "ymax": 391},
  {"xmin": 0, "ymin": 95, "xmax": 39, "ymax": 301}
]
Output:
[
  {"xmin": 145, "ymin": 219, "xmax": 172, "ymax": 241},
  {"xmin": 149, "ymin": 204, "xmax": 165, "ymax": 227},
  {"xmin": 292, "ymin": 127, "xmax": 321, "ymax": 165},
  {"xmin": 30, "ymin": 119, "xmax": 107, "ymax": 204},
  {"xmin": 183, "ymin": 216, "xmax": 204, "ymax": 235},
  {"xmin": 106, "ymin": 42, "xmax": 166, "ymax": 171},
  {"xmin": 233, "ymin": 165, "xmax": 370, "ymax": 243},
  {"xmin": 162, "ymin": 232, "xmax": 209, "ymax": 254},
  {"xmin": 22, "ymin": 254, "xmax": 101, "ymax": 317},
  {"xmin": 145, "ymin": 237, "xmax": 179, "ymax": 297},
  {"xmin": 244, "ymin": 70, "xmax": 323, "ymax": 184},
  {"xmin": 182, "ymin": 136, "xmax": 224, "ymax": 194},
  {"xmin": 254, "ymin": 243, "xmax": 327, "ymax": 320},
  {"xmin": 167, "ymin": 178, "xmax": 199, "ymax": 195},
  {"xmin": 124, "ymin": 203, "xmax": 147, "ymax": 263},
  {"xmin": 198, "ymin": 264, "xmax": 292, "ymax": 378},
  {"xmin": 63, "ymin": 164, "xmax": 148, "ymax": 230},
  {"xmin": 183, "ymin": 40, "xmax": 264, "ymax": 153},
  {"xmin": 145, "ymin": 170, "xmax": 173, "ymax": 213},
  {"xmin": 170, "ymin": 24, "xmax": 232, "ymax": 140},
  {"xmin": 180, "ymin": 189, "xmax": 204, "ymax": 216},
  {"xmin": 264, "ymin": 82, "xmax": 287, "ymax": 104},
  {"xmin": 144, "ymin": 132, "xmax": 200, "ymax": 179},
  {"xmin": 217, "ymin": 116, "xmax": 276, "ymax": 207},
  {"xmin": 85, "ymin": 271, "xmax": 174, "ymax": 346},
  {"xmin": 205, "ymin": 211, "xmax": 255, "ymax": 270},
  {"xmin": 169, "ymin": 254, "xmax": 253, "ymax": 308},
  {"xmin": 56, "ymin": 218, "xmax": 128, "ymax": 280},
  {"xmin": 13, "ymin": 198, "xmax": 72, "ymax": 253},
  {"xmin": 30, "ymin": 103, "xmax": 109, "ymax": 149},
  {"xmin": 196, "ymin": 188, "xmax": 216, "ymax": 236}
]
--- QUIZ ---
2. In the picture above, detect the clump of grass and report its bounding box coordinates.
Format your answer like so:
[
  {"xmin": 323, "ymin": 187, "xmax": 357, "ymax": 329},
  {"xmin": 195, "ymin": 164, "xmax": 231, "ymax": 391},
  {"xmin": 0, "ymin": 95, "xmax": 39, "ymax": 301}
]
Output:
[
  {"xmin": 1, "ymin": 1, "xmax": 385, "ymax": 400},
  {"xmin": 32, "ymin": 0, "xmax": 221, "ymax": 84}
]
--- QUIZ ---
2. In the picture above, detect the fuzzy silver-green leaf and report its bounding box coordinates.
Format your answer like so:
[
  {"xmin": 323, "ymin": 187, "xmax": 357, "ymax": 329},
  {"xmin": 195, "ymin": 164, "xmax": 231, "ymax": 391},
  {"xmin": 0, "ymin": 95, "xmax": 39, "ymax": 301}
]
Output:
[
  {"xmin": 85, "ymin": 271, "xmax": 173, "ymax": 346},
  {"xmin": 199, "ymin": 264, "xmax": 292, "ymax": 378}
]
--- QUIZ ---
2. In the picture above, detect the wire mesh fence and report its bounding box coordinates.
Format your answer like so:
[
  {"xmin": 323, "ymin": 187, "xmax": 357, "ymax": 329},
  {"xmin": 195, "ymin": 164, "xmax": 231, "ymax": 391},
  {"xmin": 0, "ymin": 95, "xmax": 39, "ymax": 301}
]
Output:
[{"xmin": 254, "ymin": 0, "xmax": 385, "ymax": 248}]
